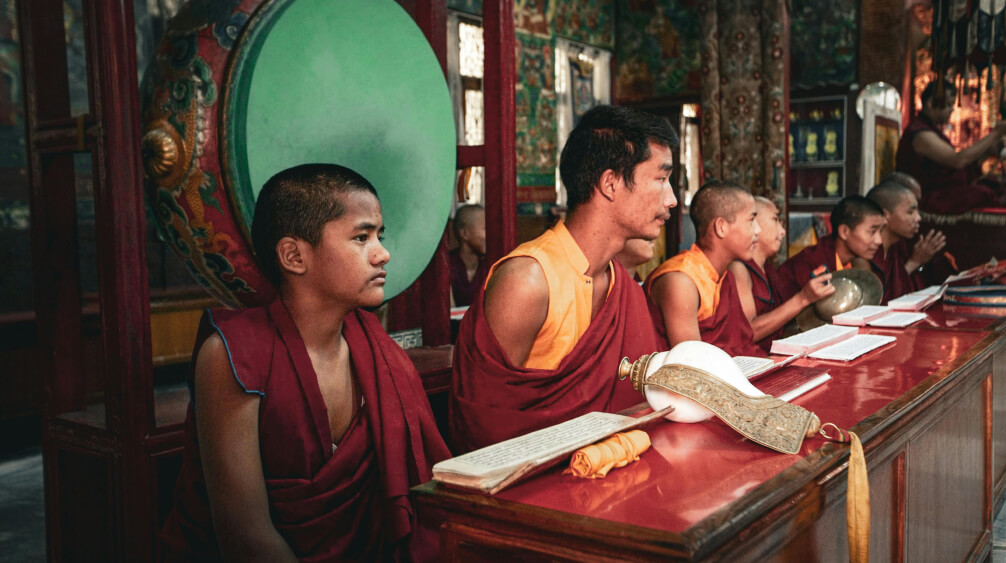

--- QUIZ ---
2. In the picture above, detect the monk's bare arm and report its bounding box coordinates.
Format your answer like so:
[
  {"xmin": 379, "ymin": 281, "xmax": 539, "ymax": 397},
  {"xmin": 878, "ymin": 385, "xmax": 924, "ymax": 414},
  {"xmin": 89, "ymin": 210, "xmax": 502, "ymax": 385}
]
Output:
[
  {"xmin": 194, "ymin": 334, "xmax": 298, "ymax": 563},
  {"xmin": 746, "ymin": 274, "xmax": 834, "ymax": 342},
  {"xmin": 650, "ymin": 272, "xmax": 701, "ymax": 348},
  {"xmin": 728, "ymin": 261, "xmax": 757, "ymax": 322},
  {"xmin": 482, "ymin": 257, "xmax": 549, "ymax": 367},
  {"xmin": 913, "ymin": 124, "xmax": 1006, "ymax": 170}
]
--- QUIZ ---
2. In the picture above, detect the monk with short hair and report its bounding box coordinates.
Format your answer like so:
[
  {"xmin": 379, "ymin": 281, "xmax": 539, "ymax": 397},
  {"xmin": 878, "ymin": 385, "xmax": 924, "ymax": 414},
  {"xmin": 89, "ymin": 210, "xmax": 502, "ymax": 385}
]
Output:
[
  {"xmin": 729, "ymin": 197, "xmax": 835, "ymax": 351},
  {"xmin": 645, "ymin": 180, "xmax": 766, "ymax": 357},
  {"xmin": 159, "ymin": 164, "xmax": 450, "ymax": 562},
  {"xmin": 448, "ymin": 203, "xmax": 488, "ymax": 306},
  {"xmin": 449, "ymin": 105, "xmax": 676, "ymax": 453},
  {"xmin": 866, "ymin": 181, "xmax": 946, "ymax": 303},
  {"xmin": 776, "ymin": 195, "xmax": 886, "ymax": 302}
]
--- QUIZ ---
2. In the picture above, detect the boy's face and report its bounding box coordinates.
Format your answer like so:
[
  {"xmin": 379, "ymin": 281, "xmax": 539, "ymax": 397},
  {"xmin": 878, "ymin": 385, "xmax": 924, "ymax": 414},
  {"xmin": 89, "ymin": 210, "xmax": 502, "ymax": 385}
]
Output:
[
  {"xmin": 304, "ymin": 190, "xmax": 390, "ymax": 308},
  {"xmin": 884, "ymin": 192, "xmax": 921, "ymax": 240},
  {"xmin": 619, "ymin": 142, "xmax": 677, "ymax": 241},
  {"xmin": 755, "ymin": 200, "xmax": 785, "ymax": 256},
  {"xmin": 722, "ymin": 194, "xmax": 760, "ymax": 261},
  {"xmin": 840, "ymin": 214, "xmax": 885, "ymax": 261}
]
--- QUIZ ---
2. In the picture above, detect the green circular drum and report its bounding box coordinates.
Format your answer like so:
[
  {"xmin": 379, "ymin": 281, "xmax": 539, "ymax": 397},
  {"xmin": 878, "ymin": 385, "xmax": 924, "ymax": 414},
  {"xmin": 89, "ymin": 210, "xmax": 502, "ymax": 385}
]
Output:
[{"xmin": 141, "ymin": 0, "xmax": 455, "ymax": 307}]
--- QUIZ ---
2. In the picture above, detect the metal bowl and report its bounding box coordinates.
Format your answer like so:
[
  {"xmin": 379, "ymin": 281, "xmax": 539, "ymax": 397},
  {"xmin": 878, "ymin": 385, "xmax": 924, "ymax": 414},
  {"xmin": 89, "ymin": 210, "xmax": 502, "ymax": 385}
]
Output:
[{"xmin": 796, "ymin": 268, "xmax": 883, "ymax": 330}]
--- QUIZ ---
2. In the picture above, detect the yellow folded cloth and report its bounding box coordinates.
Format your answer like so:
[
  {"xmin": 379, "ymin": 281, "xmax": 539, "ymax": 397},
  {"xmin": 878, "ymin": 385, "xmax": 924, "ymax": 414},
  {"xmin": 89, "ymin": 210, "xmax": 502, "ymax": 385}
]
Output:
[{"xmin": 564, "ymin": 430, "xmax": 651, "ymax": 479}]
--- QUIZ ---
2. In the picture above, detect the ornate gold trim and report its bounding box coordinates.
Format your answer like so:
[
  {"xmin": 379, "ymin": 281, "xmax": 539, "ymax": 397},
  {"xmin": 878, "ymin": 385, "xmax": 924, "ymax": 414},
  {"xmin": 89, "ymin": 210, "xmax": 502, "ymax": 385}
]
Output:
[{"xmin": 647, "ymin": 364, "xmax": 820, "ymax": 455}]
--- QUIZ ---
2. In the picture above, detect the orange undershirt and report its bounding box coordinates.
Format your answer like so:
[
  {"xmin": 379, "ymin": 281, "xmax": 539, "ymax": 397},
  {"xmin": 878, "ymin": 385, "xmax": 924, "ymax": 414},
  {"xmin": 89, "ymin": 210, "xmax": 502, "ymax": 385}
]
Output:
[
  {"xmin": 645, "ymin": 244, "xmax": 722, "ymax": 322},
  {"xmin": 485, "ymin": 221, "xmax": 614, "ymax": 370}
]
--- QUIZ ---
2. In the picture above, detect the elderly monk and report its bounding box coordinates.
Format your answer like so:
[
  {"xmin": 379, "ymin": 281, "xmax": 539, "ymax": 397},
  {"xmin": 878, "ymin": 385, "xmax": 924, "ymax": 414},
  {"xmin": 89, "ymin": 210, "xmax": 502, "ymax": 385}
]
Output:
[
  {"xmin": 644, "ymin": 180, "xmax": 766, "ymax": 357},
  {"xmin": 729, "ymin": 197, "xmax": 834, "ymax": 351},
  {"xmin": 866, "ymin": 180, "xmax": 947, "ymax": 303},
  {"xmin": 449, "ymin": 105, "xmax": 676, "ymax": 453},
  {"xmin": 159, "ymin": 164, "xmax": 450, "ymax": 562},
  {"xmin": 777, "ymin": 196, "xmax": 886, "ymax": 302}
]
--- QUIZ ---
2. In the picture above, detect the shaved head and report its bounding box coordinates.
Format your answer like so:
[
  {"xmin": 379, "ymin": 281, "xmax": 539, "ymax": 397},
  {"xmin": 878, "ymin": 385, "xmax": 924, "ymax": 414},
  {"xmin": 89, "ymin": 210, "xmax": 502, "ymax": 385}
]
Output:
[
  {"xmin": 754, "ymin": 195, "xmax": 777, "ymax": 211},
  {"xmin": 866, "ymin": 181, "xmax": 913, "ymax": 213},
  {"xmin": 880, "ymin": 172, "xmax": 922, "ymax": 201},
  {"xmin": 690, "ymin": 180, "xmax": 753, "ymax": 238}
]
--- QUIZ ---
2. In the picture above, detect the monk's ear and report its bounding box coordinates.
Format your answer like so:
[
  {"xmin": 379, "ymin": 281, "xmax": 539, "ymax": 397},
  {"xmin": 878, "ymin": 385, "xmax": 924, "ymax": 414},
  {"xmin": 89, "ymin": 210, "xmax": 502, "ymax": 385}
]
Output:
[
  {"xmin": 597, "ymin": 169, "xmax": 619, "ymax": 202},
  {"xmin": 836, "ymin": 223, "xmax": 851, "ymax": 241},
  {"xmin": 712, "ymin": 216, "xmax": 729, "ymax": 239},
  {"xmin": 276, "ymin": 236, "xmax": 307, "ymax": 277}
]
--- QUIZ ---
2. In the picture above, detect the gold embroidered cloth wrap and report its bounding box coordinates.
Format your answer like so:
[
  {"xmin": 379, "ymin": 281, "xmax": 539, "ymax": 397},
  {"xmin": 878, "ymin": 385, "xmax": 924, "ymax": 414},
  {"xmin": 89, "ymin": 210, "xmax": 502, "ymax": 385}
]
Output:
[
  {"xmin": 564, "ymin": 430, "xmax": 651, "ymax": 479},
  {"xmin": 646, "ymin": 364, "xmax": 818, "ymax": 454}
]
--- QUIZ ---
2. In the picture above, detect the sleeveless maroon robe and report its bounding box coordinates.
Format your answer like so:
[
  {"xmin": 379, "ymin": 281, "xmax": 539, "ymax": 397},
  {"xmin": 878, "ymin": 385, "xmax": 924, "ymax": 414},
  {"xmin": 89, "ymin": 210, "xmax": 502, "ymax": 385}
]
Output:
[
  {"xmin": 896, "ymin": 115, "xmax": 996, "ymax": 214},
  {"xmin": 448, "ymin": 248, "xmax": 488, "ymax": 307},
  {"xmin": 449, "ymin": 262, "xmax": 660, "ymax": 453},
  {"xmin": 871, "ymin": 239, "xmax": 923, "ymax": 304},
  {"xmin": 159, "ymin": 299, "xmax": 450, "ymax": 562},
  {"xmin": 741, "ymin": 258, "xmax": 784, "ymax": 352},
  {"xmin": 645, "ymin": 269, "xmax": 766, "ymax": 357},
  {"xmin": 777, "ymin": 235, "xmax": 841, "ymax": 302}
]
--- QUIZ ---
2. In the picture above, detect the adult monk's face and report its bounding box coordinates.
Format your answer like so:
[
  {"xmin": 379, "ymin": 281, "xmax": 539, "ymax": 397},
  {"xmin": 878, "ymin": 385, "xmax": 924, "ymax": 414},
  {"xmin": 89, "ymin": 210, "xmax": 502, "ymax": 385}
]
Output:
[
  {"xmin": 884, "ymin": 192, "xmax": 921, "ymax": 240},
  {"xmin": 722, "ymin": 194, "xmax": 760, "ymax": 260},
  {"xmin": 840, "ymin": 214, "xmax": 885, "ymax": 261},
  {"xmin": 755, "ymin": 200, "xmax": 785, "ymax": 256},
  {"xmin": 305, "ymin": 190, "xmax": 391, "ymax": 308},
  {"xmin": 620, "ymin": 142, "xmax": 677, "ymax": 240}
]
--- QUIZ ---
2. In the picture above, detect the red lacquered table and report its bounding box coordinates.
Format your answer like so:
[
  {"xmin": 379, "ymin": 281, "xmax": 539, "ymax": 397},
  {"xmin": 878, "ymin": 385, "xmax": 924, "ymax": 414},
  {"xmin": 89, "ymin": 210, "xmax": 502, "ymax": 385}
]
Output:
[{"xmin": 414, "ymin": 306, "xmax": 1006, "ymax": 561}]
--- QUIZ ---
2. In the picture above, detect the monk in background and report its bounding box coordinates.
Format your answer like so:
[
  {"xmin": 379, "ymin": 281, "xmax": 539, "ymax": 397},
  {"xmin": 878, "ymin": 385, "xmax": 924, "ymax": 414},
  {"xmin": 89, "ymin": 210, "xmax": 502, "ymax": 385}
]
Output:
[
  {"xmin": 448, "ymin": 203, "xmax": 488, "ymax": 306},
  {"xmin": 776, "ymin": 196, "xmax": 886, "ymax": 302},
  {"xmin": 449, "ymin": 105, "xmax": 676, "ymax": 453},
  {"xmin": 866, "ymin": 180, "xmax": 946, "ymax": 303},
  {"xmin": 645, "ymin": 180, "xmax": 766, "ymax": 357},
  {"xmin": 615, "ymin": 237, "xmax": 656, "ymax": 282},
  {"xmin": 159, "ymin": 164, "xmax": 450, "ymax": 562},
  {"xmin": 729, "ymin": 197, "xmax": 834, "ymax": 352}
]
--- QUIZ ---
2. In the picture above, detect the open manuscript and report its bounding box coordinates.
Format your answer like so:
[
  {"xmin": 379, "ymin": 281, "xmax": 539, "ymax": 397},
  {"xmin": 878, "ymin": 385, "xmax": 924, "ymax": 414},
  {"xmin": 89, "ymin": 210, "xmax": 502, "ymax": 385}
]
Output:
[
  {"xmin": 770, "ymin": 324, "xmax": 895, "ymax": 361},
  {"xmin": 831, "ymin": 305, "xmax": 927, "ymax": 328},
  {"xmin": 432, "ymin": 406, "xmax": 673, "ymax": 495}
]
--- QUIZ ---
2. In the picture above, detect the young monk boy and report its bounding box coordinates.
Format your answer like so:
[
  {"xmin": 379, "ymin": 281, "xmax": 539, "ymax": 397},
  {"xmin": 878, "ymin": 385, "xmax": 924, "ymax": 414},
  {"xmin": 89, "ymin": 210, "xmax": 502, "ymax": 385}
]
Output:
[
  {"xmin": 729, "ymin": 197, "xmax": 835, "ymax": 351},
  {"xmin": 866, "ymin": 180, "xmax": 947, "ymax": 303},
  {"xmin": 615, "ymin": 237, "xmax": 656, "ymax": 282},
  {"xmin": 776, "ymin": 195, "xmax": 886, "ymax": 302},
  {"xmin": 448, "ymin": 203, "xmax": 488, "ymax": 306},
  {"xmin": 644, "ymin": 180, "xmax": 767, "ymax": 357},
  {"xmin": 449, "ymin": 105, "xmax": 676, "ymax": 453},
  {"xmin": 159, "ymin": 164, "xmax": 450, "ymax": 562}
]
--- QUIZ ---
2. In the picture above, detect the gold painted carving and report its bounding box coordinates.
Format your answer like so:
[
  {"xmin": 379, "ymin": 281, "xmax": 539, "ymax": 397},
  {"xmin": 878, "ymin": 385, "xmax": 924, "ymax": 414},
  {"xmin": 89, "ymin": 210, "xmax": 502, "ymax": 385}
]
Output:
[{"xmin": 647, "ymin": 364, "xmax": 821, "ymax": 455}]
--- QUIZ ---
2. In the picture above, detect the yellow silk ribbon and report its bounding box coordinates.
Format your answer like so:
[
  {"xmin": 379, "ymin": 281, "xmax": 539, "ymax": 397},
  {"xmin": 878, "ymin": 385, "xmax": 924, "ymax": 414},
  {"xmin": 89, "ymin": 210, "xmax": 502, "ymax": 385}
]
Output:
[
  {"xmin": 564, "ymin": 430, "xmax": 651, "ymax": 479},
  {"xmin": 821, "ymin": 423, "xmax": 869, "ymax": 563}
]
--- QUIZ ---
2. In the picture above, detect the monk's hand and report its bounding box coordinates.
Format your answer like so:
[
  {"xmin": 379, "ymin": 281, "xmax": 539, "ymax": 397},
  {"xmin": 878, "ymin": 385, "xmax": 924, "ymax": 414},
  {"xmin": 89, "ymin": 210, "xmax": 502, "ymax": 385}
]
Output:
[
  {"xmin": 911, "ymin": 229, "xmax": 947, "ymax": 266},
  {"xmin": 801, "ymin": 273, "xmax": 835, "ymax": 304}
]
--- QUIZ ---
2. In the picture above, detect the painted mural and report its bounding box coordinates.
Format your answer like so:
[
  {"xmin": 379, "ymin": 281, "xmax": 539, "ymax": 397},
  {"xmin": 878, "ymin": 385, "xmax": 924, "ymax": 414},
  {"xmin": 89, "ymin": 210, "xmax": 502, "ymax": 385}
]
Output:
[
  {"xmin": 554, "ymin": 0, "xmax": 614, "ymax": 49},
  {"xmin": 791, "ymin": 0, "xmax": 857, "ymax": 89},
  {"xmin": 515, "ymin": 31, "xmax": 557, "ymax": 186},
  {"xmin": 514, "ymin": 0, "xmax": 550, "ymax": 36},
  {"xmin": 615, "ymin": 0, "xmax": 702, "ymax": 101}
]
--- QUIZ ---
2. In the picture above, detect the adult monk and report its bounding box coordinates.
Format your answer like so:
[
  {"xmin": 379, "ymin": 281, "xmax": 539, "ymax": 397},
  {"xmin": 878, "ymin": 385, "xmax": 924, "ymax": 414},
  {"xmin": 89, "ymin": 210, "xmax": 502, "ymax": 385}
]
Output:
[
  {"xmin": 159, "ymin": 164, "xmax": 450, "ymax": 562},
  {"xmin": 449, "ymin": 105, "xmax": 676, "ymax": 453},
  {"xmin": 896, "ymin": 79, "xmax": 1006, "ymax": 213},
  {"xmin": 729, "ymin": 197, "xmax": 834, "ymax": 352},
  {"xmin": 866, "ymin": 180, "xmax": 946, "ymax": 302},
  {"xmin": 776, "ymin": 195, "xmax": 886, "ymax": 302},
  {"xmin": 448, "ymin": 203, "xmax": 488, "ymax": 306},
  {"xmin": 645, "ymin": 180, "xmax": 766, "ymax": 357}
]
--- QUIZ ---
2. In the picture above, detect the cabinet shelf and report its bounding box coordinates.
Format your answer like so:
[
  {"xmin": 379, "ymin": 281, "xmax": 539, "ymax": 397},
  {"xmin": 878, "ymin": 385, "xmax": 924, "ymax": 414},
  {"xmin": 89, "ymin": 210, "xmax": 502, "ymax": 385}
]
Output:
[{"xmin": 790, "ymin": 160, "xmax": 844, "ymax": 169}]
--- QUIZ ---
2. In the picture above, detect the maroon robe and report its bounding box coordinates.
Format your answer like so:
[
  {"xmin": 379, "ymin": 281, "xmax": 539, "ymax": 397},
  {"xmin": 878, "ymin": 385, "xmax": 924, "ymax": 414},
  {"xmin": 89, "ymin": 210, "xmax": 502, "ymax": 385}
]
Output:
[
  {"xmin": 448, "ymin": 248, "xmax": 488, "ymax": 307},
  {"xmin": 645, "ymin": 269, "xmax": 766, "ymax": 357},
  {"xmin": 777, "ymin": 235, "xmax": 841, "ymax": 302},
  {"xmin": 871, "ymin": 239, "xmax": 924, "ymax": 304},
  {"xmin": 159, "ymin": 298, "xmax": 450, "ymax": 562},
  {"xmin": 449, "ymin": 262, "xmax": 660, "ymax": 453},
  {"xmin": 741, "ymin": 258, "xmax": 784, "ymax": 352},
  {"xmin": 896, "ymin": 115, "xmax": 997, "ymax": 214}
]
